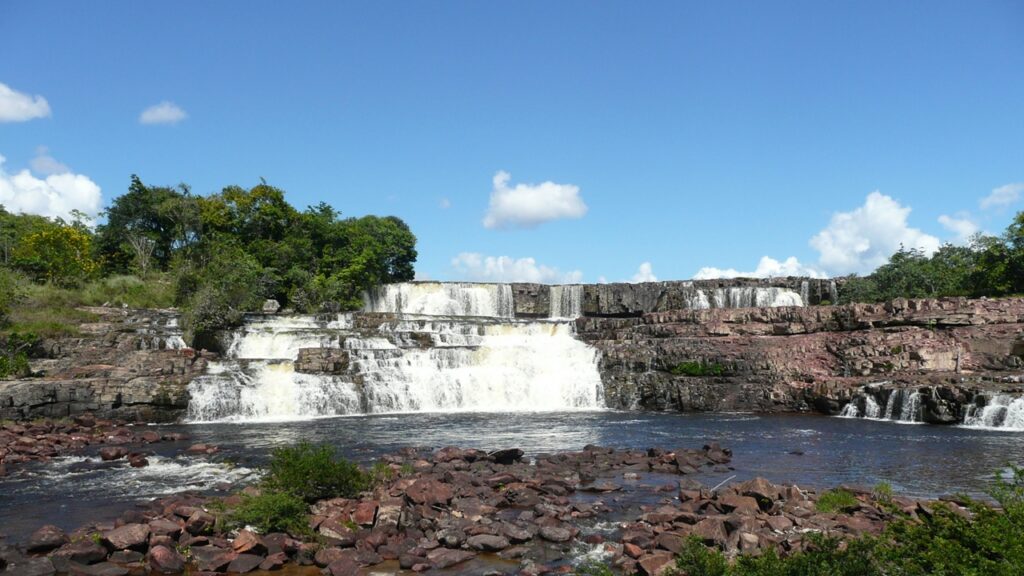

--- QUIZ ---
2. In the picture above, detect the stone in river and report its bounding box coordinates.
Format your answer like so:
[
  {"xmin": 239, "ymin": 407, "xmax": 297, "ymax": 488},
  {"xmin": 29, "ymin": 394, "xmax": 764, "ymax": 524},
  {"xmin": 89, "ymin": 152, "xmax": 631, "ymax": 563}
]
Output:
[
  {"xmin": 466, "ymin": 534, "xmax": 510, "ymax": 551},
  {"xmin": 26, "ymin": 525, "xmax": 67, "ymax": 553},
  {"xmin": 538, "ymin": 525, "xmax": 573, "ymax": 543},
  {"xmin": 4, "ymin": 557, "xmax": 56, "ymax": 576},
  {"xmin": 99, "ymin": 447, "xmax": 128, "ymax": 461},
  {"xmin": 426, "ymin": 548, "xmax": 476, "ymax": 569},
  {"xmin": 147, "ymin": 546, "xmax": 186, "ymax": 574},
  {"xmin": 103, "ymin": 523, "xmax": 149, "ymax": 551},
  {"xmin": 226, "ymin": 554, "xmax": 265, "ymax": 574}
]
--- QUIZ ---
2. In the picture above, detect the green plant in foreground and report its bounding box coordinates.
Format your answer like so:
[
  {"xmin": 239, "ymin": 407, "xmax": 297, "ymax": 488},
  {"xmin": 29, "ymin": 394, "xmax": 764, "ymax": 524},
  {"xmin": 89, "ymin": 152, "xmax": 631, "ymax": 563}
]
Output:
[
  {"xmin": 230, "ymin": 491, "xmax": 309, "ymax": 535},
  {"xmin": 262, "ymin": 441, "xmax": 369, "ymax": 503},
  {"xmin": 815, "ymin": 488, "xmax": 858, "ymax": 513},
  {"xmin": 873, "ymin": 481, "xmax": 893, "ymax": 504}
]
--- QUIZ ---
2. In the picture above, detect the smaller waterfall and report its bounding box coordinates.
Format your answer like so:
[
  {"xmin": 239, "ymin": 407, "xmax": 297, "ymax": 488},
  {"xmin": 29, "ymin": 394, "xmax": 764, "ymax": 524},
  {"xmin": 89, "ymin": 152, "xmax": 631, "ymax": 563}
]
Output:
[
  {"xmin": 550, "ymin": 285, "xmax": 583, "ymax": 319},
  {"xmin": 841, "ymin": 387, "xmax": 921, "ymax": 423},
  {"xmin": 710, "ymin": 287, "xmax": 804, "ymax": 308},
  {"xmin": 363, "ymin": 282, "xmax": 515, "ymax": 318},
  {"xmin": 864, "ymin": 395, "xmax": 882, "ymax": 419},
  {"xmin": 800, "ymin": 281, "xmax": 810, "ymax": 306},
  {"xmin": 963, "ymin": 395, "xmax": 1024, "ymax": 430}
]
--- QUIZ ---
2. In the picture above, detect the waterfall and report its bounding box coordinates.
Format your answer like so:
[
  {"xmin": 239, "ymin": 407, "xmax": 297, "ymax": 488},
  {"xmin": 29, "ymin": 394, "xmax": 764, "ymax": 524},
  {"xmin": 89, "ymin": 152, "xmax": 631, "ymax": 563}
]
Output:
[
  {"xmin": 800, "ymin": 281, "xmax": 810, "ymax": 306},
  {"xmin": 963, "ymin": 395, "xmax": 1024, "ymax": 430},
  {"xmin": 550, "ymin": 285, "xmax": 583, "ymax": 319},
  {"xmin": 841, "ymin": 387, "xmax": 921, "ymax": 423},
  {"xmin": 363, "ymin": 282, "xmax": 514, "ymax": 318},
  {"xmin": 186, "ymin": 304, "xmax": 604, "ymax": 422},
  {"xmin": 710, "ymin": 287, "xmax": 804, "ymax": 308}
]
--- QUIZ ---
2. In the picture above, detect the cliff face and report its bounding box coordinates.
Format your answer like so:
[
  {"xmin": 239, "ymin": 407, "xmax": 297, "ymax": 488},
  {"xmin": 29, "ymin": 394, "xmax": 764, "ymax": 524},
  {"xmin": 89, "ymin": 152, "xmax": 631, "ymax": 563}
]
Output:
[
  {"xmin": 576, "ymin": 297, "xmax": 1024, "ymax": 413},
  {"xmin": 0, "ymin": 308, "xmax": 208, "ymax": 422}
]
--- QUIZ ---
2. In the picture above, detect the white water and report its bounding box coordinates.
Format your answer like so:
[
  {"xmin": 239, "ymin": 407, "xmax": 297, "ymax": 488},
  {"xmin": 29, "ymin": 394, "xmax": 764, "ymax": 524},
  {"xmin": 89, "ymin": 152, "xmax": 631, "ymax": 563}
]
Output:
[
  {"xmin": 710, "ymin": 287, "xmax": 804, "ymax": 308},
  {"xmin": 841, "ymin": 389, "xmax": 920, "ymax": 423},
  {"xmin": 963, "ymin": 395, "xmax": 1024, "ymax": 430},
  {"xmin": 550, "ymin": 284, "xmax": 584, "ymax": 319},
  {"xmin": 187, "ymin": 284, "xmax": 604, "ymax": 422},
  {"xmin": 363, "ymin": 282, "xmax": 515, "ymax": 318}
]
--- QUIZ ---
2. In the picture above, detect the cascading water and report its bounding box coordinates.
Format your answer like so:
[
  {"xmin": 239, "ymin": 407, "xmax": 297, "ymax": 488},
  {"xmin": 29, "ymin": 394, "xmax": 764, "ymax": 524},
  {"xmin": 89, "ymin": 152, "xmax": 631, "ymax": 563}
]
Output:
[
  {"xmin": 363, "ymin": 282, "xmax": 514, "ymax": 318},
  {"xmin": 963, "ymin": 395, "xmax": 1024, "ymax": 430},
  {"xmin": 550, "ymin": 285, "xmax": 583, "ymax": 319},
  {"xmin": 187, "ymin": 283, "xmax": 604, "ymax": 422},
  {"xmin": 710, "ymin": 287, "xmax": 804, "ymax": 308},
  {"xmin": 840, "ymin": 387, "xmax": 921, "ymax": 423}
]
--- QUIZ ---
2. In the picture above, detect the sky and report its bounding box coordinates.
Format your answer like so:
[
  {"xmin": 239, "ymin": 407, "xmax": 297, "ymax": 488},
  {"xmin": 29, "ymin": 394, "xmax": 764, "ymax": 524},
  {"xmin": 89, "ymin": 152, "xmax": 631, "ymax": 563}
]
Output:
[{"xmin": 1, "ymin": 1, "xmax": 1022, "ymax": 283}]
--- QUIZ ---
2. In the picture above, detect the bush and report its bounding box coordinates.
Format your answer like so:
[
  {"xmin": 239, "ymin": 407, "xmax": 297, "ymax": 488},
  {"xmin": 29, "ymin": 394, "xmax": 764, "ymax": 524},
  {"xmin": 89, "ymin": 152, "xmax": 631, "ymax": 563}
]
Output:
[
  {"xmin": 670, "ymin": 361, "xmax": 726, "ymax": 377},
  {"xmin": 262, "ymin": 441, "xmax": 369, "ymax": 503},
  {"xmin": 79, "ymin": 274, "xmax": 175, "ymax": 309},
  {"xmin": 230, "ymin": 491, "xmax": 308, "ymax": 535},
  {"xmin": 815, "ymin": 488, "xmax": 859, "ymax": 513}
]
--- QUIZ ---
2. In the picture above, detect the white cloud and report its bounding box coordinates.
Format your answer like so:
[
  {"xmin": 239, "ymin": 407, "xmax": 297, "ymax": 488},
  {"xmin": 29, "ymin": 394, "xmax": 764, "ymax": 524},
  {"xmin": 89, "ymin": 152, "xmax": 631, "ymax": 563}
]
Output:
[
  {"xmin": 597, "ymin": 275, "xmax": 608, "ymax": 284},
  {"xmin": 29, "ymin": 146, "xmax": 70, "ymax": 176},
  {"xmin": 938, "ymin": 213, "xmax": 979, "ymax": 245},
  {"xmin": 139, "ymin": 101, "xmax": 188, "ymax": 125},
  {"xmin": 809, "ymin": 191, "xmax": 940, "ymax": 275},
  {"xmin": 0, "ymin": 154, "xmax": 102, "ymax": 220},
  {"xmin": 439, "ymin": 197, "xmax": 451, "ymax": 209},
  {"xmin": 980, "ymin": 182, "xmax": 1023, "ymax": 210},
  {"xmin": 0, "ymin": 82, "xmax": 51, "ymax": 122},
  {"xmin": 451, "ymin": 252, "xmax": 583, "ymax": 283},
  {"xmin": 630, "ymin": 262, "xmax": 657, "ymax": 283},
  {"xmin": 694, "ymin": 256, "xmax": 825, "ymax": 280},
  {"xmin": 482, "ymin": 171, "xmax": 587, "ymax": 229}
]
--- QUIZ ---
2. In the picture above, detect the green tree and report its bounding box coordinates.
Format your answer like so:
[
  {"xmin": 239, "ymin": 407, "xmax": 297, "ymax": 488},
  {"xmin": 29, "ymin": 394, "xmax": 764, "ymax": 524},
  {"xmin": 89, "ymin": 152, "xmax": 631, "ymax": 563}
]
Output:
[
  {"xmin": 95, "ymin": 175, "xmax": 193, "ymax": 273},
  {"xmin": 13, "ymin": 224, "xmax": 99, "ymax": 287}
]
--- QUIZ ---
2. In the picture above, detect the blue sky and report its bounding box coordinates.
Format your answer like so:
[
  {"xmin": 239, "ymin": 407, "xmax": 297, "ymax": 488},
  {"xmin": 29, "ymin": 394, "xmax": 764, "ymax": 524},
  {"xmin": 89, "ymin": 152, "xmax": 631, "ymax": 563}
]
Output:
[{"xmin": 1, "ymin": 1, "xmax": 1021, "ymax": 283}]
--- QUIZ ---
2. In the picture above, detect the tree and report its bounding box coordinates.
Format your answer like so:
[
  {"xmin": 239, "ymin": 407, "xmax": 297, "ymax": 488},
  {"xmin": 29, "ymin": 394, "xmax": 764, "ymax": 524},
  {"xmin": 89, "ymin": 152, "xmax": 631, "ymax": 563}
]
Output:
[
  {"xmin": 13, "ymin": 224, "xmax": 98, "ymax": 286},
  {"xmin": 95, "ymin": 175, "xmax": 193, "ymax": 273}
]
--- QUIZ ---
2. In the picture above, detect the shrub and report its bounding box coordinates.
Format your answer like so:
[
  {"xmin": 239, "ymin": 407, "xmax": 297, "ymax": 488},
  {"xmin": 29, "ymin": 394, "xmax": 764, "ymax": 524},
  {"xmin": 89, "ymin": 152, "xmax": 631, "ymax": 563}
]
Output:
[
  {"xmin": 816, "ymin": 488, "xmax": 858, "ymax": 513},
  {"xmin": 230, "ymin": 491, "xmax": 308, "ymax": 535},
  {"xmin": 573, "ymin": 561, "xmax": 615, "ymax": 576},
  {"xmin": 675, "ymin": 535, "xmax": 728, "ymax": 576},
  {"xmin": 262, "ymin": 441, "xmax": 369, "ymax": 503},
  {"xmin": 670, "ymin": 361, "xmax": 726, "ymax": 377}
]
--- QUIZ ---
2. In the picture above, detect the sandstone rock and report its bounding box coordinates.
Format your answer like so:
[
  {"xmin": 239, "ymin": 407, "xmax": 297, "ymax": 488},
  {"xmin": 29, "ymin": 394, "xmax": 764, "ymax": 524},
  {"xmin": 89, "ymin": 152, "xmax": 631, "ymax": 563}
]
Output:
[
  {"xmin": 327, "ymin": 556, "xmax": 359, "ymax": 576},
  {"xmin": 227, "ymin": 553, "xmax": 265, "ymax": 574},
  {"xmin": 638, "ymin": 552, "xmax": 674, "ymax": 576},
  {"xmin": 259, "ymin": 552, "xmax": 287, "ymax": 571},
  {"xmin": 106, "ymin": 551, "xmax": 143, "ymax": 565},
  {"xmin": 318, "ymin": 518, "xmax": 357, "ymax": 545},
  {"xmin": 691, "ymin": 518, "xmax": 728, "ymax": 546},
  {"xmin": 717, "ymin": 494, "xmax": 760, "ymax": 515},
  {"xmin": 191, "ymin": 546, "xmax": 236, "ymax": 572},
  {"xmin": 426, "ymin": 548, "xmax": 475, "ymax": 569},
  {"xmin": 185, "ymin": 510, "xmax": 215, "ymax": 535},
  {"xmin": 232, "ymin": 530, "xmax": 266, "ymax": 555},
  {"xmin": 538, "ymin": 525, "xmax": 572, "ymax": 543},
  {"xmin": 147, "ymin": 546, "xmax": 185, "ymax": 574},
  {"xmin": 488, "ymin": 448, "xmax": 524, "ymax": 465},
  {"xmin": 98, "ymin": 447, "xmax": 128, "ymax": 461},
  {"xmin": 352, "ymin": 501, "xmax": 377, "ymax": 526},
  {"xmin": 103, "ymin": 523, "xmax": 149, "ymax": 551},
  {"xmin": 466, "ymin": 534, "xmax": 510, "ymax": 551},
  {"xmin": 67, "ymin": 561, "xmax": 130, "ymax": 576},
  {"xmin": 406, "ymin": 478, "xmax": 454, "ymax": 505},
  {"xmin": 4, "ymin": 557, "xmax": 56, "ymax": 576},
  {"xmin": 27, "ymin": 525, "xmax": 67, "ymax": 553},
  {"xmin": 148, "ymin": 518, "xmax": 182, "ymax": 538}
]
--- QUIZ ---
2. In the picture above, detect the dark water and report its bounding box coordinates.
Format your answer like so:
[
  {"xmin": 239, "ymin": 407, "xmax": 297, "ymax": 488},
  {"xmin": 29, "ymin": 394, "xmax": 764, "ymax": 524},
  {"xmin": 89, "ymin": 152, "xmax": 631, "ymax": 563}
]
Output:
[{"xmin": 2, "ymin": 411, "xmax": 1023, "ymax": 543}]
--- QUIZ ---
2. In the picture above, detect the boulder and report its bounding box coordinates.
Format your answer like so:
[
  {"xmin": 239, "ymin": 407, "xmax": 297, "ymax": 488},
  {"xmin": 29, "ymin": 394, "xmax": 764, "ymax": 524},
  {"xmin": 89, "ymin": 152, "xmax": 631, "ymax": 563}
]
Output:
[
  {"xmin": 4, "ymin": 557, "xmax": 56, "ymax": 576},
  {"xmin": 146, "ymin": 546, "xmax": 185, "ymax": 574},
  {"xmin": 51, "ymin": 541, "xmax": 108, "ymax": 566},
  {"xmin": 103, "ymin": 523, "xmax": 149, "ymax": 551},
  {"xmin": 190, "ymin": 546, "xmax": 236, "ymax": 572},
  {"xmin": 184, "ymin": 510, "xmax": 215, "ymax": 535},
  {"xmin": 98, "ymin": 447, "xmax": 128, "ymax": 461},
  {"xmin": 538, "ymin": 525, "xmax": 573, "ymax": 543},
  {"xmin": 466, "ymin": 534, "xmax": 510, "ymax": 551},
  {"xmin": 26, "ymin": 525, "xmax": 67, "ymax": 553},
  {"xmin": 231, "ymin": 530, "xmax": 266, "ymax": 555},
  {"xmin": 638, "ymin": 552, "xmax": 675, "ymax": 576},
  {"xmin": 426, "ymin": 548, "xmax": 475, "ymax": 569},
  {"xmin": 226, "ymin": 554, "xmax": 265, "ymax": 574},
  {"xmin": 406, "ymin": 478, "xmax": 454, "ymax": 505}
]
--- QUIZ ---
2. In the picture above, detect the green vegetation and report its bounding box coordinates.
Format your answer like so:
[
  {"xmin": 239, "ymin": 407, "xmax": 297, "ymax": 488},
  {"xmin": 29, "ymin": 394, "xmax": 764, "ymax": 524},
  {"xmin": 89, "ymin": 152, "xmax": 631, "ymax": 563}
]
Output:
[
  {"xmin": 230, "ymin": 491, "xmax": 310, "ymax": 535},
  {"xmin": 838, "ymin": 212, "xmax": 1024, "ymax": 303},
  {"xmin": 815, "ymin": 488, "xmax": 859, "ymax": 513},
  {"xmin": 261, "ymin": 441, "xmax": 370, "ymax": 503},
  {"xmin": 1, "ymin": 175, "xmax": 416, "ymax": 348},
  {"xmin": 670, "ymin": 360, "xmax": 727, "ymax": 377}
]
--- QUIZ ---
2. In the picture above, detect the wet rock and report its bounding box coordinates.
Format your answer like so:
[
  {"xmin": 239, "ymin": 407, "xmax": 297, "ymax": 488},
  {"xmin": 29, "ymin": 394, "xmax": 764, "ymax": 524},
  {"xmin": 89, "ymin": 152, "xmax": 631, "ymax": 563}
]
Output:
[
  {"xmin": 691, "ymin": 518, "xmax": 728, "ymax": 546},
  {"xmin": 191, "ymin": 546, "xmax": 236, "ymax": 572},
  {"xmin": 148, "ymin": 518, "xmax": 182, "ymax": 539},
  {"xmin": 127, "ymin": 455, "xmax": 148, "ymax": 468},
  {"xmin": 99, "ymin": 447, "xmax": 128, "ymax": 461},
  {"xmin": 538, "ymin": 525, "xmax": 572, "ymax": 543},
  {"xmin": 489, "ymin": 448, "xmax": 524, "ymax": 465},
  {"xmin": 318, "ymin": 519, "xmax": 357, "ymax": 546},
  {"xmin": 259, "ymin": 552, "xmax": 287, "ymax": 571},
  {"xmin": 103, "ymin": 523, "xmax": 149, "ymax": 551},
  {"xmin": 27, "ymin": 525, "xmax": 67, "ymax": 553},
  {"xmin": 52, "ymin": 541, "xmax": 108, "ymax": 566},
  {"xmin": 147, "ymin": 545, "xmax": 186, "ymax": 574},
  {"xmin": 227, "ymin": 554, "xmax": 264, "ymax": 574},
  {"xmin": 466, "ymin": 534, "xmax": 510, "ymax": 551},
  {"xmin": 352, "ymin": 501, "xmax": 377, "ymax": 526},
  {"xmin": 66, "ymin": 562, "xmax": 130, "ymax": 576},
  {"xmin": 314, "ymin": 548, "xmax": 349, "ymax": 568},
  {"xmin": 426, "ymin": 548, "xmax": 476, "ymax": 569},
  {"xmin": 326, "ymin": 556, "xmax": 359, "ymax": 576},
  {"xmin": 4, "ymin": 557, "xmax": 56, "ymax": 576},
  {"xmin": 106, "ymin": 551, "xmax": 144, "ymax": 564}
]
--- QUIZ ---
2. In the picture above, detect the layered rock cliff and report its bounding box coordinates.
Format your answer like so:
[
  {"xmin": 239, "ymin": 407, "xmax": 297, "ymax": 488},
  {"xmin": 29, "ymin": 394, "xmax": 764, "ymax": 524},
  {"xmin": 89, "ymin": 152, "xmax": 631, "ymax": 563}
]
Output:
[
  {"xmin": 576, "ymin": 297, "xmax": 1024, "ymax": 415},
  {"xmin": 0, "ymin": 307, "xmax": 208, "ymax": 422}
]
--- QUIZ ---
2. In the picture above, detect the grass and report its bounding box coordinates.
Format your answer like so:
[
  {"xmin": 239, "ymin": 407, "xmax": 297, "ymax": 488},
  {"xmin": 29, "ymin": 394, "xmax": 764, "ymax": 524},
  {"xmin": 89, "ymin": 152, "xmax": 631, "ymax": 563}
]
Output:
[
  {"xmin": 670, "ymin": 360, "xmax": 727, "ymax": 377},
  {"xmin": 815, "ymin": 488, "xmax": 859, "ymax": 513}
]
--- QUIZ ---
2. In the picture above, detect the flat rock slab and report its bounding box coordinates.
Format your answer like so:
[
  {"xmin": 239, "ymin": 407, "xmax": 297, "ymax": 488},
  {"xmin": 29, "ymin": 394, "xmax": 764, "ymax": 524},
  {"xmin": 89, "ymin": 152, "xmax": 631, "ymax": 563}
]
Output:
[{"xmin": 4, "ymin": 557, "xmax": 56, "ymax": 576}]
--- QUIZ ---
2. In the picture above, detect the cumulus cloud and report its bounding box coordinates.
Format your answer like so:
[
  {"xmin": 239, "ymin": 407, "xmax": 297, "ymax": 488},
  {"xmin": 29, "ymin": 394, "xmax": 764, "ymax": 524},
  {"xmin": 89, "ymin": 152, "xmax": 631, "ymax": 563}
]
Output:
[
  {"xmin": 482, "ymin": 171, "xmax": 587, "ymax": 229},
  {"xmin": 630, "ymin": 262, "xmax": 657, "ymax": 283},
  {"xmin": 0, "ymin": 154, "xmax": 102, "ymax": 220},
  {"xmin": 0, "ymin": 82, "xmax": 51, "ymax": 122},
  {"xmin": 451, "ymin": 252, "xmax": 583, "ymax": 283},
  {"xmin": 809, "ymin": 191, "xmax": 940, "ymax": 275},
  {"xmin": 29, "ymin": 146, "xmax": 70, "ymax": 176},
  {"xmin": 139, "ymin": 101, "xmax": 188, "ymax": 125},
  {"xmin": 938, "ymin": 213, "xmax": 979, "ymax": 245},
  {"xmin": 980, "ymin": 182, "xmax": 1023, "ymax": 210},
  {"xmin": 694, "ymin": 256, "xmax": 825, "ymax": 280}
]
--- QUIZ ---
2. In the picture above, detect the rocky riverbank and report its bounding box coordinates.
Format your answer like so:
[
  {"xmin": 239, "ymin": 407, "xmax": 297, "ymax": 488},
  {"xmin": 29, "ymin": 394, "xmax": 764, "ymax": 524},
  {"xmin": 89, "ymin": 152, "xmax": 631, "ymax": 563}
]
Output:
[
  {"xmin": 0, "ymin": 443, "xmax": 964, "ymax": 576},
  {"xmin": 578, "ymin": 296, "xmax": 1024, "ymax": 416}
]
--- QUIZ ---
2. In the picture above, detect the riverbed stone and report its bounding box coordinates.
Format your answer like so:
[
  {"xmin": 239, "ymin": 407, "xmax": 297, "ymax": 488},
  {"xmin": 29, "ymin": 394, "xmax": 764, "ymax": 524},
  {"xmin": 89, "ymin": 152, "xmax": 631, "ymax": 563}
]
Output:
[
  {"xmin": 66, "ymin": 561, "xmax": 130, "ymax": 576},
  {"xmin": 231, "ymin": 530, "xmax": 266, "ymax": 555},
  {"xmin": 51, "ymin": 541, "xmax": 108, "ymax": 566},
  {"xmin": 4, "ymin": 557, "xmax": 56, "ymax": 576},
  {"xmin": 406, "ymin": 478, "xmax": 454, "ymax": 505},
  {"xmin": 98, "ymin": 447, "xmax": 128, "ymax": 461},
  {"xmin": 426, "ymin": 548, "xmax": 475, "ymax": 569},
  {"xmin": 466, "ymin": 534, "xmax": 510, "ymax": 551},
  {"xmin": 103, "ymin": 523, "xmax": 149, "ymax": 551},
  {"xmin": 638, "ymin": 551, "xmax": 674, "ymax": 576},
  {"xmin": 185, "ymin": 510, "xmax": 216, "ymax": 535},
  {"xmin": 147, "ymin": 545, "xmax": 185, "ymax": 574},
  {"xmin": 227, "ymin": 553, "xmax": 264, "ymax": 574},
  {"xmin": 538, "ymin": 525, "xmax": 573, "ymax": 543},
  {"xmin": 26, "ymin": 525, "xmax": 67, "ymax": 553}
]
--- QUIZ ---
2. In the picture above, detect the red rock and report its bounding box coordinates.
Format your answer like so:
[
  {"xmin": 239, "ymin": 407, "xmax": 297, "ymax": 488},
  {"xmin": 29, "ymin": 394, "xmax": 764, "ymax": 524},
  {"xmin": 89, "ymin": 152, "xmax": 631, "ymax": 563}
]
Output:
[
  {"xmin": 259, "ymin": 552, "xmax": 287, "ymax": 571},
  {"xmin": 655, "ymin": 532, "xmax": 686, "ymax": 554},
  {"xmin": 314, "ymin": 548, "xmax": 350, "ymax": 568},
  {"xmin": 623, "ymin": 543, "xmax": 643, "ymax": 559},
  {"xmin": 139, "ymin": 431, "xmax": 161, "ymax": 443},
  {"xmin": 352, "ymin": 501, "xmax": 378, "ymax": 526},
  {"xmin": 638, "ymin": 551, "xmax": 674, "ymax": 576},
  {"xmin": 326, "ymin": 557, "xmax": 359, "ymax": 576},
  {"xmin": 691, "ymin": 518, "xmax": 728, "ymax": 546},
  {"xmin": 318, "ymin": 518, "xmax": 357, "ymax": 546},
  {"xmin": 766, "ymin": 515, "xmax": 793, "ymax": 532},
  {"xmin": 99, "ymin": 447, "xmax": 128, "ymax": 461},
  {"xmin": 231, "ymin": 530, "xmax": 266, "ymax": 555},
  {"xmin": 147, "ymin": 546, "xmax": 185, "ymax": 574},
  {"xmin": 466, "ymin": 534, "xmax": 509, "ymax": 551},
  {"xmin": 103, "ymin": 523, "xmax": 149, "ymax": 551},
  {"xmin": 27, "ymin": 525, "xmax": 67, "ymax": 553},
  {"xmin": 148, "ymin": 518, "xmax": 182, "ymax": 538},
  {"xmin": 226, "ymin": 554, "xmax": 264, "ymax": 574},
  {"xmin": 52, "ymin": 541, "xmax": 108, "ymax": 565},
  {"xmin": 426, "ymin": 548, "xmax": 475, "ymax": 569},
  {"xmin": 717, "ymin": 494, "xmax": 761, "ymax": 515},
  {"xmin": 185, "ymin": 510, "xmax": 215, "ymax": 535},
  {"xmin": 405, "ymin": 479, "xmax": 454, "ymax": 506},
  {"xmin": 191, "ymin": 546, "xmax": 236, "ymax": 572}
]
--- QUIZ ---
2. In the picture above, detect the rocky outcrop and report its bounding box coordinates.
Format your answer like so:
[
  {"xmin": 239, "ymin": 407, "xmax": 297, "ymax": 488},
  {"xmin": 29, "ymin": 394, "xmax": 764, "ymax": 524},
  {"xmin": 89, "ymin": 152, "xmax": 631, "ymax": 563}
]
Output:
[
  {"xmin": 577, "ymin": 297, "xmax": 1024, "ymax": 414},
  {"xmin": 0, "ymin": 308, "xmax": 208, "ymax": 422}
]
